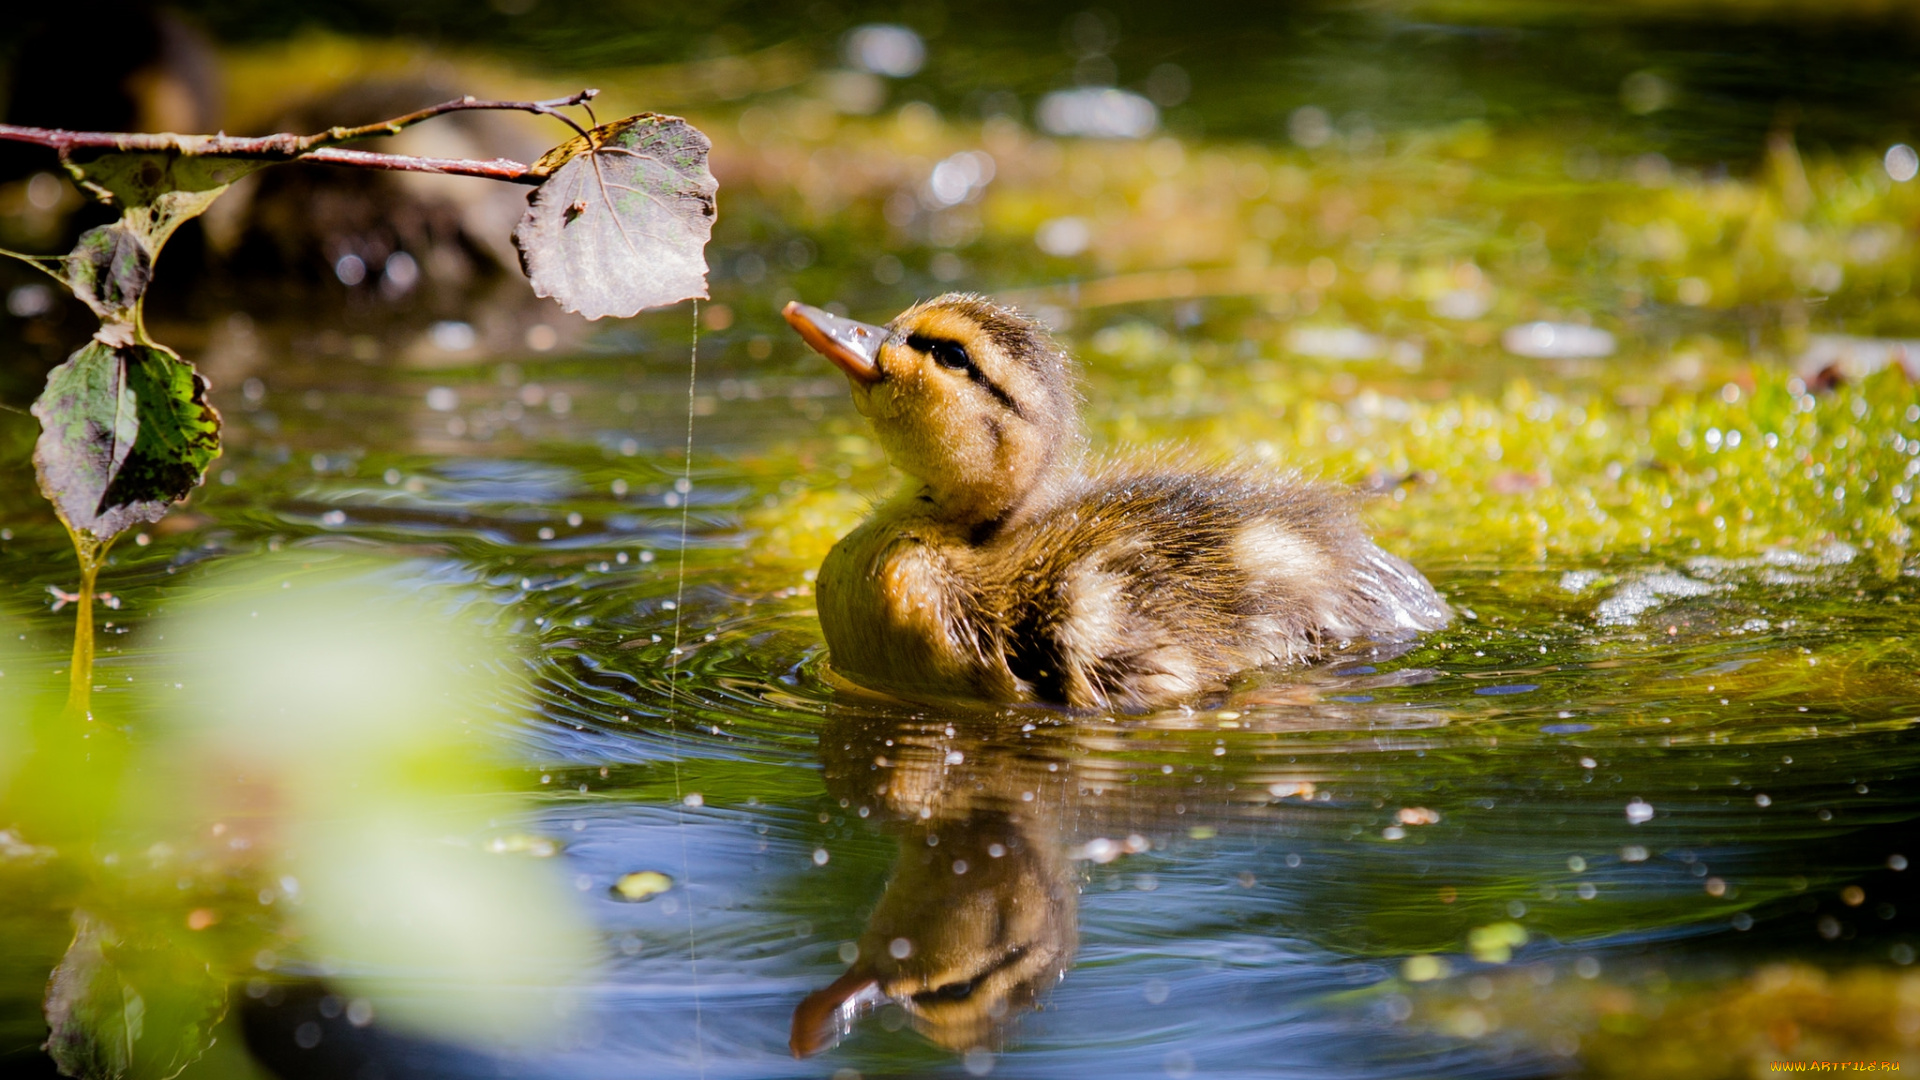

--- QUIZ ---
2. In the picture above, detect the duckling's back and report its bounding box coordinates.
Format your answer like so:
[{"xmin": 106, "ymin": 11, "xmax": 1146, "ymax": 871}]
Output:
[{"xmin": 970, "ymin": 462, "xmax": 1449, "ymax": 710}]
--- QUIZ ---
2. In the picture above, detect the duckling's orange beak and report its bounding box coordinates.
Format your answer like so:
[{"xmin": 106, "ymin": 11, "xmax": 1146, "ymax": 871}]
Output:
[{"xmin": 783, "ymin": 301, "xmax": 886, "ymax": 385}]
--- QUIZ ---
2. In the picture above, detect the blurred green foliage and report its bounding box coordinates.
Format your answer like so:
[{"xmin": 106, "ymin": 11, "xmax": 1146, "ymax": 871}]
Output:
[{"xmin": 0, "ymin": 558, "xmax": 597, "ymax": 1078}]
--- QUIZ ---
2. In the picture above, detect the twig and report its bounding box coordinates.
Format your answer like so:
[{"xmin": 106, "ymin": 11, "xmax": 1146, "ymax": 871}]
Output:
[
  {"xmin": 300, "ymin": 147, "xmax": 540, "ymax": 183},
  {"xmin": 300, "ymin": 88, "xmax": 599, "ymax": 148},
  {"xmin": 0, "ymin": 87, "xmax": 602, "ymax": 186}
]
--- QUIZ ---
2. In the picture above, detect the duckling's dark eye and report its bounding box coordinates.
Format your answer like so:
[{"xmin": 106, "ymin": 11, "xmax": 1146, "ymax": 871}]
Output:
[
  {"xmin": 928, "ymin": 340, "xmax": 970, "ymax": 370},
  {"xmin": 906, "ymin": 332, "xmax": 1025, "ymax": 417}
]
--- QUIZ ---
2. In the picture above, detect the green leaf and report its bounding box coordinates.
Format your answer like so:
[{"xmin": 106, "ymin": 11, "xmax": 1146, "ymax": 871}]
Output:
[
  {"xmin": 43, "ymin": 910, "xmax": 227, "ymax": 1080},
  {"xmin": 512, "ymin": 113, "xmax": 716, "ymax": 320},
  {"xmin": 31, "ymin": 341, "xmax": 221, "ymax": 541}
]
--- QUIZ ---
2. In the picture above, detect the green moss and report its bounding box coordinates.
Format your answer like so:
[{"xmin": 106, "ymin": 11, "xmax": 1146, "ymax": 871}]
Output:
[
  {"xmin": 1406, "ymin": 962, "xmax": 1920, "ymax": 1077},
  {"xmin": 708, "ymin": 117, "xmax": 1920, "ymax": 576}
]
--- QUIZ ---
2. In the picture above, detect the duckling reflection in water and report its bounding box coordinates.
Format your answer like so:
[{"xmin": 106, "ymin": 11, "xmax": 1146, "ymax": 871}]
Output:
[
  {"xmin": 783, "ymin": 294, "xmax": 1449, "ymax": 712},
  {"xmin": 788, "ymin": 687, "xmax": 1426, "ymax": 1057},
  {"xmin": 790, "ymin": 809, "xmax": 1075, "ymax": 1057},
  {"xmin": 792, "ymin": 708, "xmax": 1094, "ymax": 1058}
]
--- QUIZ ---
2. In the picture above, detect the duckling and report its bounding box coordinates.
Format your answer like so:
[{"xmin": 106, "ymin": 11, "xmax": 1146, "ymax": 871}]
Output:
[{"xmin": 782, "ymin": 294, "xmax": 1448, "ymax": 711}]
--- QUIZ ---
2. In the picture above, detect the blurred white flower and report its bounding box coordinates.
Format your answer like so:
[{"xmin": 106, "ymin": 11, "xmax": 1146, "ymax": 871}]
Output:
[
  {"xmin": 1035, "ymin": 217, "xmax": 1092, "ymax": 257},
  {"xmin": 1886, "ymin": 143, "xmax": 1918, "ymax": 183},
  {"xmin": 1288, "ymin": 106, "xmax": 1331, "ymax": 148},
  {"xmin": 845, "ymin": 24, "xmax": 924, "ymax": 78},
  {"xmin": 1037, "ymin": 88, "xmax": 1157, "ymax": 139},
  {"xmin": 1287, "ymin": 326, "xmax": 1388, "ymax": 361},
  {"xmin": 1501, "ymin": 321, "xmax": 1615, "ymax": 359},
  {"xmin": 928, "ymin": 151, "xmax": 995, "ymax": 206}
]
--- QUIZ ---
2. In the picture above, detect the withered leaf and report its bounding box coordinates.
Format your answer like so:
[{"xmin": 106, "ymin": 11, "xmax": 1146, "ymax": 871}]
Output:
[
  {"xmin": 44, "ymin": 910, "xmax": 227, "ymax": 1080},
  {"xmin": 63, "ymin": 151, "xmax": 263, "ymax": 253},
  {"xmin": 39, "ymin": 152, "xmax": 267, "ymax": 334},
  {"xmin": 64, "ymin": 224, "xmax": 152, "ymax": 329},
  {"xmin": 512, "ymin": 114, "xmax": 716, "ymax": 320}
]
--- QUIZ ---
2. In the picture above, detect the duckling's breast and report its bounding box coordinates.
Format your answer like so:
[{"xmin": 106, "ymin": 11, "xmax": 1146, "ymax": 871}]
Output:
[{"xmin": 817, "ymin": 512, "xmax": 1008, "ymax": 700}]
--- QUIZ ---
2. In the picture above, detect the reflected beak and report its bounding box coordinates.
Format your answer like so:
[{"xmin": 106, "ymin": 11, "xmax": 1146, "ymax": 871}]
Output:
[
  {"xmin": 783, "ymin": 301, "xmax": 886, "ymax": 385},
  {"xmin": 790, "ymin": 968, "xmax": 881, "ymax": 1057}
]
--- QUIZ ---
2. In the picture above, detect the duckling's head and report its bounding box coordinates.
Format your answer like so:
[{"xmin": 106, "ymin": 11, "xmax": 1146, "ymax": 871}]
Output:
[{"xmin": 785, "ymin": 294, "xmax": 1081, "ymax": 529}]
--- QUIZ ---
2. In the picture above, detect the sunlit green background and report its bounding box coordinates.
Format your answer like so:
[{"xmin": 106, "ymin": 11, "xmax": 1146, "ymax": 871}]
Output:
[{"xmin": 3, "ymin": 2, "xmax": 1920, "ymax": 1077}]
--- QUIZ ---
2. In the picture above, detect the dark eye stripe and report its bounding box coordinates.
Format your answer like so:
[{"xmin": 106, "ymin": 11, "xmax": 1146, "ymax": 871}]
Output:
[
  {"xmin": 907, "ymin": 333, "xmax": 1025, "ymax": 418},
  {"xmin": 909, "ymin": 944, "xmax": 1032, "ymax": 1005}
]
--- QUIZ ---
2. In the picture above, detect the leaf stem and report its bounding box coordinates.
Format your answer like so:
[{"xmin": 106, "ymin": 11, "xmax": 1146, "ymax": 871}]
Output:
[
  {"xmin": 62, "ymin": 527, "xmax": 108, "ymax": 723},
  {"xmin": 0, "ymin": 245, "xmax": 69, "ymax": 282}
]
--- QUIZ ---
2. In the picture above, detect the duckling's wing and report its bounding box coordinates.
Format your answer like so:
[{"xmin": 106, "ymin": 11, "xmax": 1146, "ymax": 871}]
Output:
[
  {"xmin": 1220, "ymin": 476, "xmax": 1451, "ymax": 658},
  {"xmin": 981, "ymin": 477, "xmax": 1235, "ymax": 709},
  {"xmin": 988, "ymin": 463, "xmax": 1446, "ymax": 710}
]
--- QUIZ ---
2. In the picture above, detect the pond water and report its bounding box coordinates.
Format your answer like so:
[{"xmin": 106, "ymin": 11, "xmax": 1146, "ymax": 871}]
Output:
[{"xmin": 4, "ymin": 5, "xmax": 1920, "ymax": 1078}]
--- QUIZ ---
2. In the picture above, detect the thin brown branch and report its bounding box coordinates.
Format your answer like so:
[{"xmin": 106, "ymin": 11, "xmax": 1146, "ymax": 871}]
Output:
[
  {"xmin": 300, "ymin": 147, "xmax": 539, "ymax": 183},
  {"xmin": 0, "ymin": 87, "xmax": 600, "ymax": 184},
  {"xmin": 300, "ymin": 88, "xmax": 600, "ymax": 148},
  {"xmin": 0, "ymin": 125, "xmax": 268, "ymax": 155},
  {"xmin": 0, "ymin": 128, "xmax": 539, "ymax": 183}
]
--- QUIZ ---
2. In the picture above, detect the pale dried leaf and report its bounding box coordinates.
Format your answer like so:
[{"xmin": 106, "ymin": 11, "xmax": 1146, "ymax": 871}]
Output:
[{"xmin": 513, "ymin": 114, "xmax": 715, "ymax": 320}]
